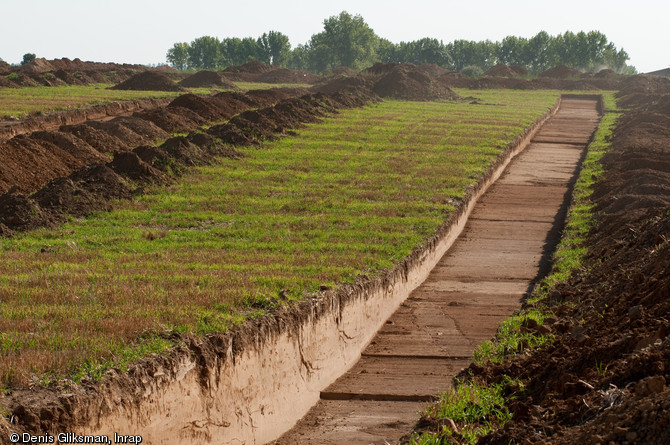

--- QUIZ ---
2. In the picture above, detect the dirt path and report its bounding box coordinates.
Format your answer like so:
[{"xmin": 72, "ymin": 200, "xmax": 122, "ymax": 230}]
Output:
[{"xmin": 272, "ymin": 98, "xmax": 601, "ymax": 444}]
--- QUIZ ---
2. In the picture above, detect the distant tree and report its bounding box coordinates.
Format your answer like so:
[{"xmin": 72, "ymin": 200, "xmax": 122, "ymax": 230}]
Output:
[
  {"xmin": 497, "ymin": 36, "xmax": 528, "ymax": 67},
  {"xmin": 307, "ymin": 11, "xmax": 380, "ymax": 72},
  {"xmin": 221, "ymin": 37, "xmax": 264, "ymax": 66},
  {"xmin": 524, "ymin": 31, "xmax": 552, "ymax": 73},
  {"xmin": 287, "ymin": 44, "xmax": 309, "ymax": 71},
  {"xmin": 21, "ymin": 53, "xmax": 36, "ymax": 65},
  {"xmin": 447, "ymin": 40, "xmax": 497, "ymax": 71},
  {"xmin": 258, "ymin": 31, "xmax": 291, "ymax": 66},
  {"xmin": 188, "ymin": 36, "xmax": 222, "ymax": 69},
  {"xmin": 166, "ymin": 42, "xmax": 190, "ymax": 70},
  {"xmin": 376, "ymin": 38, "xmax": 397, "ymax": 63}
]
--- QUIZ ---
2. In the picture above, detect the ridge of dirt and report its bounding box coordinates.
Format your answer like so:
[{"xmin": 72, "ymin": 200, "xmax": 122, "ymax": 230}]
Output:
[
  {"xmin": 0, "ymin": 87, "xmax": 379, "ymax": 238},
  {"xmin": 110, "ymin": 71, "xmax": 184, "ymax": 92},
  {"xmin": 540, "ymin": 65, "xmax": 583, "ymax": 79},
  {"xmin": 437, "ymin": 80, "xmax": 670, "ymax": 444},
  {"xmin": 315, "ymin": 63, "xmax": 461, "ymax": 101},
  {"xmin": 178, "ymin": 70, "xmax": 238, "ymax": 89},
  {"xmin": 0, "ymin": 58, "xmax": 170, "ymax": 89},
  {"xmin": 483, "ymin": 64, "xmax": 521, "ymax": 77}
]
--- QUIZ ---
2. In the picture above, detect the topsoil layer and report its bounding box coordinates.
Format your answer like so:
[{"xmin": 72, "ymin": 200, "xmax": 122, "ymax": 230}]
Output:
[{"xmin": 411, "ymin": 77, "xmax": 670, "ymax": 444}]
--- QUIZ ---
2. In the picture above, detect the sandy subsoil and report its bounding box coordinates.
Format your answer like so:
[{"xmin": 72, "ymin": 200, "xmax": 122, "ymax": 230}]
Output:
[{"xmin": 272, "ymin": 98, "xmax": 601, "ymax": 444}]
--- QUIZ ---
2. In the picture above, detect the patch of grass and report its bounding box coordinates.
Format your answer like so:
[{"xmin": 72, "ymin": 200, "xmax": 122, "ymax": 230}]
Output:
[
  {"xmin": 0, "ymin": 84, "xmax": 181, "ymax": 119},
  {"xmin": 473, "ymin": 309, "xmax": 554, "ymax": 364},
  {"xmin": 0, "ymin": 90, "xmax": 558, "ymax": 385},
  {"xmin": 530, "ymin": 109, "xmax": 621, "ymax": 302},
  {"xmin": 411, "ymin": 376, "xmax": 521, "ymax": 444}
]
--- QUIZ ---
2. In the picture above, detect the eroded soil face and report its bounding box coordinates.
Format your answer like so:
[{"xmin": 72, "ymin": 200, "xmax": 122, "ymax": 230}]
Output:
[{"xmin": 451, "ymin": 75, "xmax": 670, "ymax": 445}]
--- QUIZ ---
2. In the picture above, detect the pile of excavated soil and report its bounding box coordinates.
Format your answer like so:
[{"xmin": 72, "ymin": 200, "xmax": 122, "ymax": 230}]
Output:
[
  {"xmin": 310, "ymin": 75, "xmax": 374, "ymax": 94},
  {"xmin": 178, "ymin": 70, "xmax": 238, "ymax": 89},
  {"xmin": 224, "ymin": 60, "xmax": 275, "ymax": 74},
  {"xmin": 0, "ymin": 58, "xmax": 158, "ymax": 89},
  {"xmin": 256, "ymin": 68, "xmax": 321, "ymax": 84},
  {"xmin": 483, "ymin": 64, "xmax": 520, "ymax": 77},
  {"xmin": 416, "ymin": 78, "xmax": 670, "ymax": 445},
  {"xmin": 328, "ymin": 66, "xmax": 358, "ymax": 76},
  {"xmin": 540, "ymin": 65, "xmax": 583, "ymax": 79},
  {"xmin": 510, "ymin": 65, "xmax": 530, "ymax": 76},
  {"xmin": 110, "ymin": 71, "xmax": 184, "ymax": 92},
  {"xmin": 371, "ymin": 64, "xmax": 461, "ymax": 101}
]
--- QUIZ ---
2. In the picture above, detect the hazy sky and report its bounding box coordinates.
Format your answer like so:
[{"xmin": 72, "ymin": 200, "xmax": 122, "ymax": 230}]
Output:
[{"xmin": 2, "ymin": 0, "xmax": 668, "ymax": 73}]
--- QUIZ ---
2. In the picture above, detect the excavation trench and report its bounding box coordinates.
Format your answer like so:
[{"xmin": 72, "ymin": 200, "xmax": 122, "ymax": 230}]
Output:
[
  {"xmin": 8, "ymin": 96, "xmax": 600, "ymax": 445},
  {"xmin": 272, "ymin": 96, "xmax": 602, "ymax": 444}
]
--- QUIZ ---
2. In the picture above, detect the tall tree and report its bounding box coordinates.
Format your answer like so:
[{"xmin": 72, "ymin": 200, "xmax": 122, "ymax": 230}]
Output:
[
  {"xmin": 21, "ymin": 53, "xmax": 36, "ymax": 65},
  {"xmin": 258, "ymin": 31, "xmax": 291, "ymax": 66},
  {"xmin": 307, "ymin": 11, "xmax": 379, "ymax": 72},
  {"xmin": 188, "ymin": 36, "xmax": 222, "ymax": 70},
  {"xmin": 166, "ymin": 42, "xmax": 190, "ymax": 70}
]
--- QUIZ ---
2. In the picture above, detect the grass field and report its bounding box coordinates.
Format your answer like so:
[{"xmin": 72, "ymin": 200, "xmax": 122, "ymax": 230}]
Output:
[
  {"xmin": 0, "ymin": 90, "xmax": 559, "ymax": 386},
  {"xmin": 0, "ymin": 82, "xmax": 312, "ymax": 119}
]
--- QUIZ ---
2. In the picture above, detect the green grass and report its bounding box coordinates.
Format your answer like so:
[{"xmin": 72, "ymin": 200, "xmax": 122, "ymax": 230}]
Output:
[
  {"xmin": 0, "ymin": 84, "xmax": 182, "ymax": 119},
  {"xmin": 0, "ymin": 82, "xmax": 311, "ymax": 119},
  {"xmin": 411, "ymin": 377, "xmax": 520, "ymax": 444},
  {"xmin": 0, "ymin": 90, "xmax": 558, "ymax": 385}
]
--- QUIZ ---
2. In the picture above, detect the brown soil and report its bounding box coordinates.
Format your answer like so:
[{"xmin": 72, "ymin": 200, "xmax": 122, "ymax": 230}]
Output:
[
  {"xmin": 178, "ymin": 70, "xmax": 238, "ymax": 89},
  {"xmin": 0, "ymin": 58, "xmax": 163, "ymax": 89},
  {"xmin": 256, "ymin": 68, "xmax": 322, "ymax": 84},
  {"xmin": 110, "ymin": 71, "xmax": 184, "ymax": 92},
  {"xmin": 372, "ymin": 65, "xmax": 460, "ymax": 100},
  {"xmin": 411, "ymin": 80, "xmax": 670, "ymax": 445},
  {"xmin": 483, "ymin": 64, "xmax": 521, "ymax": 77},
  {"xmin": 541, "ymin": 65, "xmax": 583, "ymax": 79}
]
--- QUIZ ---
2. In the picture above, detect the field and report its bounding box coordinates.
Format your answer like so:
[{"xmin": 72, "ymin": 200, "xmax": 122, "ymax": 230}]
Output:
[
  {"xmin": 0, "ymin": 90, "xmax": 558, "ymax": 386},
  {"xmin": 0, "ymin": 82, "xmax": 311, "ymax": 119}
]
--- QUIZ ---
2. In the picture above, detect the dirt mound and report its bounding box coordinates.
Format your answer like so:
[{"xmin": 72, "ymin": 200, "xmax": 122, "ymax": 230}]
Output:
[
  {"xmin": 329, "ymin": 66, "xmax": 358, "ymax": 76},
  {"xmin": 256, "ymin": 68, "xmax": 321, "ymax": 84},
  {"xmin": 224, "ymin": 60, "xmax": 275, "ymax": 74},
  {"xmin": 371, "ymin": 65, "xmax": 461, "ymax": 101},
  {"xmin": 540, "ymin": 65, "xmax": 582, "ymax": 79},
  {"xmin": 509, "ymin": 65, "xmax": 530, "ymax": 76},
  {"xmin": 483, "ymin": 64, "xmax": 520, "ymax": 77},
  {"xmin": 110, "ymin": 71, "xmax": 184, "ymax": 92},
  {"xmin": 416, "ymin": 63, "xmax": 456, "ymax": 78},
  {"xmin": 311, "ymin": 75, "xmax": 373, "ymax": 94},
  {"xmin": 16, "ymin": 58, "xmax": 55, "ymax": 74},
  {"xmin": 178, "ymin": 70, "xmax": 237, "ymax": 89}
]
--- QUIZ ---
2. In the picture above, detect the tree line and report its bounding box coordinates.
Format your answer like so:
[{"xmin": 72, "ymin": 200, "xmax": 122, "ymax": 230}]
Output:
[{"xmin": 166, "ymin": 11, "xmax": 634, "ymax": 75}]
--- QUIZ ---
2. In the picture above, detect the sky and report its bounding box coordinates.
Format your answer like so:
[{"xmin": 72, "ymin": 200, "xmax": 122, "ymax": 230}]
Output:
[{"xmin": 1, "ymin": 0, "xmax": 668, "ymax": 73}]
